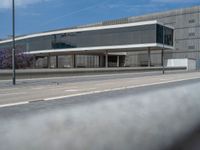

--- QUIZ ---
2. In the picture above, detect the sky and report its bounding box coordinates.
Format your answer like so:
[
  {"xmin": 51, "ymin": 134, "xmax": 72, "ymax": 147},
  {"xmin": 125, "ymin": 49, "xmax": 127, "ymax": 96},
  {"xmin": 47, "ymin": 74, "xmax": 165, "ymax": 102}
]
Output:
[{"xmin": 0, "ymin": 0, "xmax": 200, "ymax": 39}]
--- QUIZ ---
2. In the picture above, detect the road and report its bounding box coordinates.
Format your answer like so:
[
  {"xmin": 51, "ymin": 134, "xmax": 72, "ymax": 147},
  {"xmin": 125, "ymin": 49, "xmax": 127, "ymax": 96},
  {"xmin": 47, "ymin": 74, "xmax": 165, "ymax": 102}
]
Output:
[
  {"xmin": 0, "ymin": 71, "xmax": 200, "ymax": 150},
  {"xmin": 0, "ymin": 71, "xmax": 199, "ymax": 107}
]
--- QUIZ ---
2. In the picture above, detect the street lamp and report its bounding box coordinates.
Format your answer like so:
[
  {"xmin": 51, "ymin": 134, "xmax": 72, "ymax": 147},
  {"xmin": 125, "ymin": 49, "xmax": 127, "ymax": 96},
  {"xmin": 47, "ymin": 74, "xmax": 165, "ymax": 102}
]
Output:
[
  {"xmin": 162, "ymin": 26, "xmax": 165, "ymax": 75},
  {"xmin": 12, "ymin": 0, "xmax": 16, "ymax": 85}
]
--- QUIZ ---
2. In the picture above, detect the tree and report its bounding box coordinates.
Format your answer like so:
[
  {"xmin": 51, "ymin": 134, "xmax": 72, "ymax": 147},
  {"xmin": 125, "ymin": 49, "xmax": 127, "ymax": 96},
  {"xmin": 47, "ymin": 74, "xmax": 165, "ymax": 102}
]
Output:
[{"xmin": 0, "ymin": 47, "xmax": 34, "ymax": 69}]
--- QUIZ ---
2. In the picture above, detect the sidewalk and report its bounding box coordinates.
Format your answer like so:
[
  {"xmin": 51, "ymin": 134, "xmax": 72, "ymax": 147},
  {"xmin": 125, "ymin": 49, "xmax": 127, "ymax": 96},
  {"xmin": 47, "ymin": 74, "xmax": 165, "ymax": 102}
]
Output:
[{"xmin": 0, "ymin": 67, "xmax": 186, "ymax": 80}]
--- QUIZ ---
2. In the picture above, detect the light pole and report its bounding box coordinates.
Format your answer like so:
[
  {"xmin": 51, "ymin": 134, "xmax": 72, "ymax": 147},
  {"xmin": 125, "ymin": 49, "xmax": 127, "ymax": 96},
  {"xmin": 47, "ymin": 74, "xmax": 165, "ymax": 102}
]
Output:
[
  {"xmin": 12, "ymin": 0, "xmax": 16, "ymax": 85},
  {"xmin": 162, "ymin": 26, "xmax": 165, "ymax": 75}
]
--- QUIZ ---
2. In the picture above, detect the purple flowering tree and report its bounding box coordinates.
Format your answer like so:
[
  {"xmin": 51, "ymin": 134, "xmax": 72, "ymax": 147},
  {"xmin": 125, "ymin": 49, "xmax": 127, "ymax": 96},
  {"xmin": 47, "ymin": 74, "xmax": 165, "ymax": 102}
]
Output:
[{"xmin": 0, "ymin": 47, "xmax": 34, "ymax": 69}]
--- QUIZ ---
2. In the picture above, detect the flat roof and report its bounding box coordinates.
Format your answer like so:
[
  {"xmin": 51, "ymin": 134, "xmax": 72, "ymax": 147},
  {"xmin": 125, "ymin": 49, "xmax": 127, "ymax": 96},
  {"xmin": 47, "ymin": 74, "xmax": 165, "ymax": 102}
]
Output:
[{"xmin": 0, "ymin": 20, "xmax": 173, "ymax": 45}]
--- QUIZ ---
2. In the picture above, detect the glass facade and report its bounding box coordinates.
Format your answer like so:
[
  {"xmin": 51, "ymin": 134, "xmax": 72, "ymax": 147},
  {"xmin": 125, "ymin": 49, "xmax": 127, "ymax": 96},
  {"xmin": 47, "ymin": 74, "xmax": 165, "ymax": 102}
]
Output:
[
  {"xmin": 0, "ymin": 23, "xmax": 173, "ymax": 52},
  {"xmin": 50, "ymin": 24, "xmax": 157, "ymax": 50},
  {"xmin": 156, "ymin": 24, "xmax": 174, "ymax": 46}
]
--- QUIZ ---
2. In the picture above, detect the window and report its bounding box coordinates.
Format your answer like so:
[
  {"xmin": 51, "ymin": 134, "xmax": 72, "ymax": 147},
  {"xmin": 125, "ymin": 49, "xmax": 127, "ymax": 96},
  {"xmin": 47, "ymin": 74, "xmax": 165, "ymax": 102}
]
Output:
[
  {"xmin": 52, "ymin": 24, "xmax": 157, "ymax": 49},
  {"xmin": 164, "ymin": 27, "xmax": 174, "ymax": 46},
  {"xmin": 189, "ymin": 33, "xmax": 195, "ymax": 36},
  {"xmin": 189, "ymin": 19, "xmax": 195, "ymax": 23},
  {"xmin": 188, "ymin": 46, "xmax": 195, "ymax": 49},
  {"xmin": 156, "ymin": 24, "xmax": 173, "ymax": 46}
]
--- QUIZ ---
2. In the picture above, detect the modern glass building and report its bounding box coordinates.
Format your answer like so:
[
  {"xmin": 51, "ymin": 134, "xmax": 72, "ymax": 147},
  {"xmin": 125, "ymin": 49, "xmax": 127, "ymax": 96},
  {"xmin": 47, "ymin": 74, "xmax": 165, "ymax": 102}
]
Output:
[
  {"xmin": 0, "ymin": 20, "xmax": 174, "ymax": 68},
  {"xmin": 99, "ymin": 6, "xmax": 200, "ymax": 67}
]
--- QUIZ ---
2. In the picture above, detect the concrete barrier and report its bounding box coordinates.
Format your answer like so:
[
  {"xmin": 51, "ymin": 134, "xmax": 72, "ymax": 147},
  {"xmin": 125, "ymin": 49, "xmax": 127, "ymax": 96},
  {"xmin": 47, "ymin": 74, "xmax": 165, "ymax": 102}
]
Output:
[{"xmin": 0, "ymin": 67, "xmax": 187, "ymax": 80}]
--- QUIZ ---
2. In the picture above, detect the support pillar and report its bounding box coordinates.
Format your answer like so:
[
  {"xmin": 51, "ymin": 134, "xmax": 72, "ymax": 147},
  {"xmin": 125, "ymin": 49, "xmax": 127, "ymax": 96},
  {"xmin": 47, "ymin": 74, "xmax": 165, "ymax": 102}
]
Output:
[
  {"xmin": 117, "ymin": 56, "xmax": 120, "ymax": 67},
  {"xmin": 72, "ymin": 54, "xmax": 76, "ymax": 68},
  {"xmin": 33, "ymin": 56, "xmax": 36, "ymax": 69},
  {"xmin": 148, "ymin": 48, "xmax": 151, "ymax": 67},
  {"xmin": 99, "ymin": 55, "xmax": 105, "ymax": 68},
  {"xmin": 105, "ymin": 51, "xmax": 108, "ymax": 68},
  {"xmin": 56, "ymin": 55, "xmax": 59, "ymax": 68},
  {"xmin": 162, "ymin": 26, "xmax": 165, "ymax": 74},
  {"xmin": 99, "ymin": 55, "xmax": 101, "ymax": 68},
  {"xmin": 161, "ymin": 49, "xmax": 165, "ymax": 74},
  {"xmin": 47, "ymin": 54, "xmax": 51, "ymax": 68}
]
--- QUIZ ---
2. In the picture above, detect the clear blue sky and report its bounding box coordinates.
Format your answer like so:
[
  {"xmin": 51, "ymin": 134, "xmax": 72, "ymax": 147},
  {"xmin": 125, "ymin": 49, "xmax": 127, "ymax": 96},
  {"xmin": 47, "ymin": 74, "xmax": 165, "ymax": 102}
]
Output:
[{"xmin": 0, "ymin": 0, "xmax": 200, "ymax": 39}]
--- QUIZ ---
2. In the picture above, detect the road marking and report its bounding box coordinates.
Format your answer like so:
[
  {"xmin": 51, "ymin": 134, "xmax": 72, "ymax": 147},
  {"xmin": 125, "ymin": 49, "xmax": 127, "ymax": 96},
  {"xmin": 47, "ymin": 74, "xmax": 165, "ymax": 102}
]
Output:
[
  {"xmin": 159, "ymin": 79, "xmax": 167, "ymax": 81},
  {"xmin": 65, "ymin": 89, "xmax": 80, "ymax": 92},
  {"xmin": 44, "ymin": 76, "xmax": 200, "ymax": 101},
  {"xmin": 0, "ymin": 102, "xmax": 29, "ymax": 108}
]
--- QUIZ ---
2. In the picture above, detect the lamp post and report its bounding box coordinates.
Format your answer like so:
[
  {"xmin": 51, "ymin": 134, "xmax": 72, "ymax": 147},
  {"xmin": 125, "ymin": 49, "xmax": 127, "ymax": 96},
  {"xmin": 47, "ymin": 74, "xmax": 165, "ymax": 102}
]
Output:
[
  {"xmin": 162, "ymin": 26, "xmax": 165, "ymax": 75},
  {"xmin": 12, "ymin": 0, "xmax": 16, "ymax": 85}
]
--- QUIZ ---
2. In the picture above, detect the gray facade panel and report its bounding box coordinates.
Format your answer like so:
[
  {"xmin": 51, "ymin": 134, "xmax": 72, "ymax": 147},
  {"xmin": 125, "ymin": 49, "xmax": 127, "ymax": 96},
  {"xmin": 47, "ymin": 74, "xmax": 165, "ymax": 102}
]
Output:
[{"xmin": 175, "ymin": 27, "xmax": 200, "ymax": 40}]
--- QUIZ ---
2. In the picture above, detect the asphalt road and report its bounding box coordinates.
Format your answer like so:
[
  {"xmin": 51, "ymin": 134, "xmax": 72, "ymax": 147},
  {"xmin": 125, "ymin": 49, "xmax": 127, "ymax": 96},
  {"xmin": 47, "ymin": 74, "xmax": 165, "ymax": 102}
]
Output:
[
  {"xmin": 0, "ymin": 76, "xmax": 200, "ymax": 150},
  {"xmin": 0, "ymin": 71, "xmax": 199, "ymax": 107}
]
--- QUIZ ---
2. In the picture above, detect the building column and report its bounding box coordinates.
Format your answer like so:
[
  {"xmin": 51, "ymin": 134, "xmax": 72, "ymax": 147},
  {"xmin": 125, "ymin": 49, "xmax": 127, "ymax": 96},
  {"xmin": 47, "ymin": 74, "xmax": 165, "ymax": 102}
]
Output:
[
  {"xmin": 105, "ymin": 51, "xmax": 108, "ymax": 68},
  {"xmin": 98, "ymin": 55, "xmax": 100, "ymax": 68},
  {"xmin": 72, "ymin": 54, "xmax": 76, "ymax": 68},
  {"xmin": 117, "ymin": 56, "xmax": 120, "ymax": 67},
  {"xmin": 148, "ymin": 48, "xmax": 151, "ymax": 67},
  {"xmin": 99, "ymin": 55, "xmax": 101, "ymax": 68},
  {"xmin": 47, "ymin": 54, "xmax": 51, "ymax": 68},
  {"xmin": 161, "ymin": 50, "xmax": 163, "ymax": 66},
  {"xmin": 33, "ymin": 56, "xmax": 37, "ymax": 69},
  {"xmin": 161, "ymin": 49, "xmax": 165, "ymax": 74},
  {"xmin": 98, "ymin": 55, "xmax": 103, "ymax": 68},
  {"xmin": 56, "ymin": 55, "xmax": 59, "ymax": 68}
]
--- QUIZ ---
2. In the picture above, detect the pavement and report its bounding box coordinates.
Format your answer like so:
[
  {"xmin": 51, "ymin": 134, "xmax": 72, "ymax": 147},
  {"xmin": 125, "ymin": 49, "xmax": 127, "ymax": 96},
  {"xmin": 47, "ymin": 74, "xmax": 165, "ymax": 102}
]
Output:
[
  {"xmin": 0, "ymin": 71, "xmax": 200, "ymax": 150},
  {"xmin": 0, "ymin": 67, "xmax": 186, "ymax": 80}
]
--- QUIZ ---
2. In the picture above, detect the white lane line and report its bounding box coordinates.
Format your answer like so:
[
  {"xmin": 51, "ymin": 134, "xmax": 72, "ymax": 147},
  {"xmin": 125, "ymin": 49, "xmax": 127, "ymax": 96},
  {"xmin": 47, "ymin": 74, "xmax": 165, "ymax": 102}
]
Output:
[
  {"xmin": 159, "ymin": 79, "xmax": 167, "ymax": 81},
  {"xmin": 0, "ymin": 101, "xmax": 29, "ymax": 108},
  {"xmin": 44, "ymin": 76, "xmax": 200, "ymax": 101},
  {"xmin": 65, "ymin": 89, "xmax": 80, "ymax": 92}
]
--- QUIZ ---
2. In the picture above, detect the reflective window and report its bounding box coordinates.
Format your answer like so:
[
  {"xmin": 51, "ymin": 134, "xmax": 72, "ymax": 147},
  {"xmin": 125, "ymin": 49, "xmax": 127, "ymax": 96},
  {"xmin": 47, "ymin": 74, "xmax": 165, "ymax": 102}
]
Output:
[
  {"xmin": 0, "ymin": 24, "xmax": 174, "ymax": 52},
  {"xmin": 156, "ymin": 24, "xmax": 173, "ymax": 46},
  {"xmin": 50, "ymin": 24, "xmax": 157, "ymax": 51}
]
